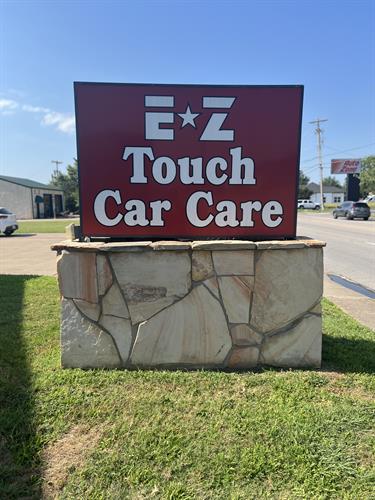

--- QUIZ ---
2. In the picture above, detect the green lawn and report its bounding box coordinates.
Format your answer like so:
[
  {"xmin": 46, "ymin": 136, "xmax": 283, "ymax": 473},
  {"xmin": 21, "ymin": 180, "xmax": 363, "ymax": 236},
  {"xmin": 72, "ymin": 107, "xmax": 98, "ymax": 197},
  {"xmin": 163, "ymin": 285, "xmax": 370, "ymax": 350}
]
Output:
[
  {"xmin": 0, "ymin": 275, "xmax": 374, "ymax": 499},
  {"xmin": 17, "ymin": 219, "xmax": 78, "ymax": 234}
]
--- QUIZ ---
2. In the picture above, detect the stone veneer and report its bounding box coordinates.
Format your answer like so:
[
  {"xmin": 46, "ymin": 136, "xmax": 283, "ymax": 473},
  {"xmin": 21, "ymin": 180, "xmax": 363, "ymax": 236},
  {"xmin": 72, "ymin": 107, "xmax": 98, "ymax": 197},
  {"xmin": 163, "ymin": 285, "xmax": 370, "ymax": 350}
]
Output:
[{"xmin": 52, "ymin": 238, "xmax": 325, "ymax": 370}]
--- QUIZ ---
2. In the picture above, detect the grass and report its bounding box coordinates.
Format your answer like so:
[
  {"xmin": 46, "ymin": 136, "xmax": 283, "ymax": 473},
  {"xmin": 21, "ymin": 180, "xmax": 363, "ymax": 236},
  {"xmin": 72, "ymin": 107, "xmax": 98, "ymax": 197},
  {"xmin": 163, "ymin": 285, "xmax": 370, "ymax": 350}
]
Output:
[
  {"xmin": 1, "ymin": 275, "xmax": 374, "ymax": 499},
  {"xmin": 17, "ymin": 219, "xmax": 78, "ymax": 234}
]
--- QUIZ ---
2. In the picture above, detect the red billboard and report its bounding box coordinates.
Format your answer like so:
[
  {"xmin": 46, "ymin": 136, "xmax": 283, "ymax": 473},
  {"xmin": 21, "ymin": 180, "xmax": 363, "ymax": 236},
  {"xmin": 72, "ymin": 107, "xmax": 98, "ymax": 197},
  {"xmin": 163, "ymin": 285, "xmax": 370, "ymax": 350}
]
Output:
[
  {"xmin": 331, "ymin": 159, "xmax": 361, "ymax": 174},
  {"xmin": 74, "ymin": 83, "xmax": 303, "ymax": 239}
]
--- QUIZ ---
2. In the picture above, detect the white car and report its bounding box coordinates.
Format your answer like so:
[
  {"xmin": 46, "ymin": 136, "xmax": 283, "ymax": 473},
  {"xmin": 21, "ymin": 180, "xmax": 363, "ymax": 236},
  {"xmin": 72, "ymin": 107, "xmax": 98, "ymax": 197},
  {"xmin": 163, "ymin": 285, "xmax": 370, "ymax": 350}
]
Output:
[
  {"xmin": 0, "ymin": 207, "xmax": 18, "ymax": 236},
  {"xmin": 297, "ymin": 199, "xmax": 321, "ymax": 210}
]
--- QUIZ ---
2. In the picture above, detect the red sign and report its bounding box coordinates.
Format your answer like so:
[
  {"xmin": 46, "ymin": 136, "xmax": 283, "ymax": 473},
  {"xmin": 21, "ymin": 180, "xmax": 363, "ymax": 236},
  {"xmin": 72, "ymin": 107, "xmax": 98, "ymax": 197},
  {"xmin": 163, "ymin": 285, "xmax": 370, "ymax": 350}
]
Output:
[
  {"xmin": 74, "ymin": 83, "xmax": 303, "ymax": 239},
  {"xmin": 331, "ymin": 159, "xmax": 361, "ymax": 174}
]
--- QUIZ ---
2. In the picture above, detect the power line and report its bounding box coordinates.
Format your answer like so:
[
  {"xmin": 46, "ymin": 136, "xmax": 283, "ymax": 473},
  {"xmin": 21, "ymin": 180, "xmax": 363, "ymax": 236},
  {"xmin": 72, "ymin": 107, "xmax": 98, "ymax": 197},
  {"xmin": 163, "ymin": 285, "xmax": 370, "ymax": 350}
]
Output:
[{"xmin": 301, "ymin": 142, "xmax": 375, "ymax": 164}]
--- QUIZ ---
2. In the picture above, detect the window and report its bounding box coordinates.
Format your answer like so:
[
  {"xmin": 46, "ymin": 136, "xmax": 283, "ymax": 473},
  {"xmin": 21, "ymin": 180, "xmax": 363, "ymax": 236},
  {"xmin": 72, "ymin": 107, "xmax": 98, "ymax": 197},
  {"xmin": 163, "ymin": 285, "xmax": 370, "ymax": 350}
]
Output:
[
  {"xmin": 323, "ymin": 197, "xmax": 326, "ymax": 203},
  {"xmin": 334, "ymin": 196, "xmax": 341, "ymax": 203}
]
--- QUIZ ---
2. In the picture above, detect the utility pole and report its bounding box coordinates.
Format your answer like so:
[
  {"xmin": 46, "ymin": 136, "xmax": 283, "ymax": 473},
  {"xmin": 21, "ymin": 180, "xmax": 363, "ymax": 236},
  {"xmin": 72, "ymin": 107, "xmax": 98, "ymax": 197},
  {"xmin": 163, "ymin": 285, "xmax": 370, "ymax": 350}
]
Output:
[
  {"xmin": 51, "ymin": 160, "xmax": 63, "ymax": 176},
  {"xmin": 309, "ymin": 118, "xmax": 328, "ymax": 210}
]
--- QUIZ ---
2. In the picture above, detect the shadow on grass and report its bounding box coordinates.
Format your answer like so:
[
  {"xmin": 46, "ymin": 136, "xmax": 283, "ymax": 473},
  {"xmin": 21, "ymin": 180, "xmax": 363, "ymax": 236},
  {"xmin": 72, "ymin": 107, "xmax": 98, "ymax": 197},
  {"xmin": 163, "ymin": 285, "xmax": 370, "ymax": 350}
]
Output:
[
  {"xmin": 0, "ymin": 233, "xmax": 37, "ymax": 238},
  {"xmin": 322, "ymin": 298, "xmax": 375, "ymax": 374},
  {"xmin": 322, "ymin": 334, "xmax": 375, "ymax": 374},
  {"xmin": 0, "ymin": 275, "xmax": 41, "ymax": 498}
]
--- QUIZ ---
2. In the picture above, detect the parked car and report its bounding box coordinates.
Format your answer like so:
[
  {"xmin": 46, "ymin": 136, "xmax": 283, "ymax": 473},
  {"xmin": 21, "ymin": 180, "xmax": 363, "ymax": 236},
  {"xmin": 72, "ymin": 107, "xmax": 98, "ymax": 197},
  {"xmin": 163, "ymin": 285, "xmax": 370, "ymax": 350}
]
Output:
[
  {"xmin": 364, "ymin": 194, "xmax": 375, "ymax": 203},
  {"xmin": 332, "ymin": 201, "xmax": 370, "ymax": 220},
  {"xmin": 297, "ymin": 199, "xmax": 321, "ymax": 210},
  {"xmin": 0, "ymin": 207, "xmax": 18, "ymax": 236}
]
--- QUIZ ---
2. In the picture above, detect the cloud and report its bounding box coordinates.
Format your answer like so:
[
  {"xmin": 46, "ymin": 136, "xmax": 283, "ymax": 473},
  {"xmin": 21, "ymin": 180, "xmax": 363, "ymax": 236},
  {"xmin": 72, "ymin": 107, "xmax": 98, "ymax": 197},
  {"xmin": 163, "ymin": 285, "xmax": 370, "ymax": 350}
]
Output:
[
  {"xmin": 2, "ymin": 100, "xmax": 76, "ymax": 134},
  {"xmin": 0, "ymin": 99, "xmax": 19, "ymax": 114},
  {"xmin": 22, "ymin": 104, "xmax": 50, "ymax": 113},
  {"xmin": 41, "ymin": 111, "xmax": 75, "ymax": 134}
]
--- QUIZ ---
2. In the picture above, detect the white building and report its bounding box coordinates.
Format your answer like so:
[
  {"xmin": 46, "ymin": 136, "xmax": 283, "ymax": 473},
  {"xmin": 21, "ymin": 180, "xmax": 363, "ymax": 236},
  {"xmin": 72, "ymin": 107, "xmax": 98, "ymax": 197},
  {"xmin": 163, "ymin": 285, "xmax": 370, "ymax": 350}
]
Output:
[
  {"xmin": 0, "ymin": 175, "xmax": 64, "ymax": 219},
  {"xmin": 307, "ymin": 182, "xmax": 345, "ymax": 205}
]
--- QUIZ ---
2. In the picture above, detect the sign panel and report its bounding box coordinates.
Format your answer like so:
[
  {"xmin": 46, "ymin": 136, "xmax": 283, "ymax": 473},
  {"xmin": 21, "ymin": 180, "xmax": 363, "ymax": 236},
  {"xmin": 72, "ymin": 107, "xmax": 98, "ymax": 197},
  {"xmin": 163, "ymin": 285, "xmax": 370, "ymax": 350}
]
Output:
[
  {"xmin": 74, "ymin": 83, "xmax": 303, "ymax": 239},
  {"xmin": 331, "ymin": 159, "xmax": 362, "ymax": 174}
]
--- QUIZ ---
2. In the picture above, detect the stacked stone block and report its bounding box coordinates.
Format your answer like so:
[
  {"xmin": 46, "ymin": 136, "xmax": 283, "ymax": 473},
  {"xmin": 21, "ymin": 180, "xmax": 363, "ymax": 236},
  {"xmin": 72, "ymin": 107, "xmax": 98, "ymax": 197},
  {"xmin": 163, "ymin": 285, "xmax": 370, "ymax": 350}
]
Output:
[{"xmin": 53, "ymin": 239, "xmax": 325, "ymax": 370}]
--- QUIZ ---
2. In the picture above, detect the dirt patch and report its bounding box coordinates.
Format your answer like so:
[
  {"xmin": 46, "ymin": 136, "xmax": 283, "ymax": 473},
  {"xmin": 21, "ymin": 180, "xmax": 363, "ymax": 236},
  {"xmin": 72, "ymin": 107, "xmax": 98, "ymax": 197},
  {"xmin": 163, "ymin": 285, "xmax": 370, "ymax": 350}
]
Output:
[
  {"xmin": 326, "ymin": 385, "xmax": 375, "ymax": 402},
  {"xmin": 319, "ymin": 370, "xmax": 346, "ymax": 381},
  {"xmin": 42, "ymin": 424, "xmax": 102, "ymax": 499}
]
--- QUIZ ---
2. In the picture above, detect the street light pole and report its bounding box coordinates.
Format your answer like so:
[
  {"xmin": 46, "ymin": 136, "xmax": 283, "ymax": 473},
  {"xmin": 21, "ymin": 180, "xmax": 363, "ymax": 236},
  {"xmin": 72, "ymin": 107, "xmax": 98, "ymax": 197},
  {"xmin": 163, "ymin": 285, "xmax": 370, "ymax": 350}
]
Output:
[
  {"xmin": 309, "ymin": 118, "xmax": 328, "ymax": 210},
  {"xmin": 51, "ymin": 160, "xmax": 63, "ymax": 176},
  {"xmin": 51, "ymin": 160, "xmax": 63, "ymax": 219}
]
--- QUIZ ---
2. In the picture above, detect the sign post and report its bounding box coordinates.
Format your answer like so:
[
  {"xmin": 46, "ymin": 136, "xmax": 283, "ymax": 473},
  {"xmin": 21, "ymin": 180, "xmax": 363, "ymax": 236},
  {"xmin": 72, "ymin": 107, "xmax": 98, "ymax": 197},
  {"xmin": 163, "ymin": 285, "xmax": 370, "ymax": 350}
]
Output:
[{"xmin": 331, "ymin": 159, "xmax": 362, "ymax": 202}]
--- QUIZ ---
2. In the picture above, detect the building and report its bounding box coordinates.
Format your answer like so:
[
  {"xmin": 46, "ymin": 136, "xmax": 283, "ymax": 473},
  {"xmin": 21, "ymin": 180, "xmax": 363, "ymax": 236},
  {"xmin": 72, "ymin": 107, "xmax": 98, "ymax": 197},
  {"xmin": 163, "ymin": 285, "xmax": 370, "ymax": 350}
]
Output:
[
  {"xmin": 307, "ymin": 182, "xmax": 345, "ymax": 205},
  {"xmin": 0, "ymin": 175, "xmax": 64, "ymax": 219}
]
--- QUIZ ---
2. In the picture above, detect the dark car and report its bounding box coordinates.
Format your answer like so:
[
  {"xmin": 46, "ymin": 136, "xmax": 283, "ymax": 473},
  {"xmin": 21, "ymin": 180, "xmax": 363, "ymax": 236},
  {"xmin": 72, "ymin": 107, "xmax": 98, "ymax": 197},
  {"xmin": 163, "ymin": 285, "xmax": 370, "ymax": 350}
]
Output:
[{"xmin": 333, "ymin": 201, "xmax": 370, "ymax": 220}]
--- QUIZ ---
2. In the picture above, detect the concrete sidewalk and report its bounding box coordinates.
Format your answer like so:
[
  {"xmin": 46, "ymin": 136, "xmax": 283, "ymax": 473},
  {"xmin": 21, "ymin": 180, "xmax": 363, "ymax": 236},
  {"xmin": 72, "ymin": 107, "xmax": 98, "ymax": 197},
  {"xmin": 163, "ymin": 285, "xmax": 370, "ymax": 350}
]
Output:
[
  {"xmin": 0, "ymin": 233, "xmax": 62, "ymax": 276},
  {"xmin": 324, "ymin": 277, "xmax": 375, "ymax": 331}
]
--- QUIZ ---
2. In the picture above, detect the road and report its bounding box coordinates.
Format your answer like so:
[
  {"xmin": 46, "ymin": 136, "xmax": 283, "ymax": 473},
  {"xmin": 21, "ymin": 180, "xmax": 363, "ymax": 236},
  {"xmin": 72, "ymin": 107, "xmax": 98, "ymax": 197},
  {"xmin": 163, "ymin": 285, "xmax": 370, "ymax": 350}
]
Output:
[{"xmin": 297, "ymin": 213, "xmax": 375, "ymax": 291}]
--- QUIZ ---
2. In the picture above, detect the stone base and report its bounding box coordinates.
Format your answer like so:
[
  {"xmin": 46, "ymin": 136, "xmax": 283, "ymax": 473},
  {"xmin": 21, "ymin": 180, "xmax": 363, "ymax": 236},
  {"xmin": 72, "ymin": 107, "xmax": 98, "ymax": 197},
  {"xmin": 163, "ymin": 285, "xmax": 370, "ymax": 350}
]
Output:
[{"xmin": 52, "ymin": 238, "xmax": 325, "ymax": 370}]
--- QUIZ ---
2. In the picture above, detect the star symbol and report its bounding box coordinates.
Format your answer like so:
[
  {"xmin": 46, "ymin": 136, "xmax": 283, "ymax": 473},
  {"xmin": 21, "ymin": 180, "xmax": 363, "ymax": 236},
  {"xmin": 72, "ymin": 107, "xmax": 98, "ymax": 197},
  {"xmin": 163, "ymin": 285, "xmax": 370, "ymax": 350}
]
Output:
[{"xmin": 178, "ymin": 105, "xmax": 200, "ymax": 128}]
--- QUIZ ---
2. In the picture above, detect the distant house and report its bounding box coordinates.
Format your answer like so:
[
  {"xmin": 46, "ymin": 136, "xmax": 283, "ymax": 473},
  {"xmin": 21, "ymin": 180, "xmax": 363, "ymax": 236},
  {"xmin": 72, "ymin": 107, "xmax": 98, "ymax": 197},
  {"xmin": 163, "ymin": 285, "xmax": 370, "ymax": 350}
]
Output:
[
  {"xmin": 307, "ymin": 182, "xmax": 345, "ymax": 205},
  {"xmin": 0, "ymin": 175, "xmax": 64, "ymax": 219}
]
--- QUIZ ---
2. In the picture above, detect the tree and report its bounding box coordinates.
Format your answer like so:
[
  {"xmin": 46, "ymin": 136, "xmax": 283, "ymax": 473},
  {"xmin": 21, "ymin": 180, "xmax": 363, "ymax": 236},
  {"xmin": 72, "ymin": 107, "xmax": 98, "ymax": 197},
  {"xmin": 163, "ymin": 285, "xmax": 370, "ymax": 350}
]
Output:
[
  {"xmin": 298, "ymin": 170, "xmax": 313, "ymax": 199},
  {"xmin": 299, "ymin": 170, "xmax": 310, "ymax": 186},
  {"xmin": 360, "ymin": 156, "xmax": 375, "ymax": 196},
  {"xmin": 322, "ymin": 176, "xmax": 342, "ymax": 188},
  {"xmin": 50, "ymin": 160, "xmax": 79, "ymax": 212}
]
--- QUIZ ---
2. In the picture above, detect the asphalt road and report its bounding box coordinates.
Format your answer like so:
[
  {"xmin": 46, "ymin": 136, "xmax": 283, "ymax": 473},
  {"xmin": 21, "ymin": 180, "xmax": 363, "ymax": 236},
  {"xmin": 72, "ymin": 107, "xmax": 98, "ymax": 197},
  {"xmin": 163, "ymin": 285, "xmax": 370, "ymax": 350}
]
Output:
[{"xmin": 297, "ymin": 213, "xmax": 375, "ymax": 291}]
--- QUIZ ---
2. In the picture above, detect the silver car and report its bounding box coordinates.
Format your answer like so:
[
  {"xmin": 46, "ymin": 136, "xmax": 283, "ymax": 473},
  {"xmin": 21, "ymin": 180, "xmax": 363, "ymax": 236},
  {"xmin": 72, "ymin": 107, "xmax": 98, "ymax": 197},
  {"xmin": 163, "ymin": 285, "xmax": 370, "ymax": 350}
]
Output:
[{"xmin": 333, "ymin": 201, "xmax": 370, "ymax": 220}]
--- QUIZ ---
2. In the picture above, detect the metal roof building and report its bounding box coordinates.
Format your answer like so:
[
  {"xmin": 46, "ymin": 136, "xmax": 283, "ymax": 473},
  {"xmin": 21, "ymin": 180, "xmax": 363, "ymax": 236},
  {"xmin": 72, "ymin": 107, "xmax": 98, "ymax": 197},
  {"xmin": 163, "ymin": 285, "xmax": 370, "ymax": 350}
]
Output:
[{"xmin": 0, "ymin": 175, "xmax": 64, "ymax": 219}]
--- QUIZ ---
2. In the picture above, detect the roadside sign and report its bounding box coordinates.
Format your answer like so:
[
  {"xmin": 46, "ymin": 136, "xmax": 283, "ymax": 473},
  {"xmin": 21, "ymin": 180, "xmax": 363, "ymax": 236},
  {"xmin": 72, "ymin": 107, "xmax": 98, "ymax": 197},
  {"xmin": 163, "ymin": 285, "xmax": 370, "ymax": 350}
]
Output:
[
  {"xmin": 74, "ymin": 83, "xmax": 303, "ymax": 239},
  {"xmin": 331, "ymin": 159, "xmax": 362, "ymax": 174}
]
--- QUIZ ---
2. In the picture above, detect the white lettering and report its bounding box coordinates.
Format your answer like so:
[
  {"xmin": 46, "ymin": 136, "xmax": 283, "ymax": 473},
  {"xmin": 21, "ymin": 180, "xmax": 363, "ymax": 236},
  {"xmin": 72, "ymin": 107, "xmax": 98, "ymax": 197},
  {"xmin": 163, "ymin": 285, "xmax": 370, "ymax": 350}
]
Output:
[
  {"xmin": 206, "ymin": 157, "xmax": 228, "ymax": 185},
  {"xmin": 229, "ymin": 147, "xmax": 256, "ymax": 185},
  {"xmin": 215, "ymin": 200, "xmax": 239, "ymax": 227},
  {"xmin": 152, "ymin": 156, "xmax": 176, "ymax": 184},
  {"xmin": 262, "ymin": 201, "xmax": 283, "ymax": 228},
  {"xmin": 94, "ymin": 190, "xmax": 122, "ymax": 226},
  {"xmin": 178, "ymin": 157, "xmax": 204, "ymax": 184},
  {"xmin": 186, "ymin": 191, "xmax": 214, "ymax": 227},
  {"xmin": 149, "ymin": 200, "xmax": 172, "ymax": 226},
  {"xmin": 240, "ymin": 201, "xmax": 262, "ymax": 227},
  {"xmin": 200, "ymin": 113, "xmax": 234, "ymax": 141},
  {"xmin": 145, "ymin": 95, "xmax": 174, "ymax": 107},
  {"xmin": 123, "ymin": 146, "xmax": 154, "ymax": 184},
  {"xmin": 124, "ymin": 200, "xmax": 149, "ymax": 226},
  {"xmin": 145, "ymin": 112, "xmax": 174, "ymax": 140}
]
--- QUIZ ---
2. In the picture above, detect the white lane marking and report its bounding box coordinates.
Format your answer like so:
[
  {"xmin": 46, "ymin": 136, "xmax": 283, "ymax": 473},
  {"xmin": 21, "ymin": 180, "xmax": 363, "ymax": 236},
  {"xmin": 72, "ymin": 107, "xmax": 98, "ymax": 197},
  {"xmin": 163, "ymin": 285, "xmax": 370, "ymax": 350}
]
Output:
[{"xmin": 366, "ymin": 242, "xmax": 375, "ymax": 245}]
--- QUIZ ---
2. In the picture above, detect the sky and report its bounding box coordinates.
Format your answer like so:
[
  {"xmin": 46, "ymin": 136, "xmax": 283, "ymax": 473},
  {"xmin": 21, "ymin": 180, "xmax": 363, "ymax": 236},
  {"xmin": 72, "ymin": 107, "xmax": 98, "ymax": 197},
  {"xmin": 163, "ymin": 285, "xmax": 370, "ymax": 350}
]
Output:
[{"xmin": 1, "ymin": 0, "xmax": 374, "ymax": 185}]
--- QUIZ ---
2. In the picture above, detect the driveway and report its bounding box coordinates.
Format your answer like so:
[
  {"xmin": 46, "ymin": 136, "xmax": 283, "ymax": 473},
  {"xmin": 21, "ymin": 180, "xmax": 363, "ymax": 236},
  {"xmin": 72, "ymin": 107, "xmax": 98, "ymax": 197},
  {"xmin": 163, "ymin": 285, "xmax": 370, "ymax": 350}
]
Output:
[{"xmin": 0, "ymin": 233, "xmax": 63, "ymax": 276}]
